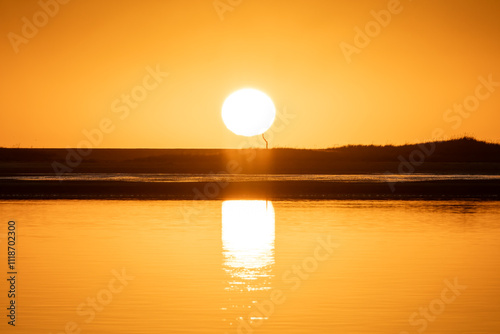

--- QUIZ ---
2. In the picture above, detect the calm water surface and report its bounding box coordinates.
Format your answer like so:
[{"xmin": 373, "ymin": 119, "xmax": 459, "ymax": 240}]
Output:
[
  {"xmin": 2, "ymin": 173, "xmax": 500, "ymax": 183},
  {"xmin": 1, "ymin": 199, "xmax": 500, "ymax": 333}
]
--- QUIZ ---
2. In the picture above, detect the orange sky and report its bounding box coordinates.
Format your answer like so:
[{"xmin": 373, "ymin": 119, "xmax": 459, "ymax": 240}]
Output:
[{"xmin": 1, "ymin": 0, "xmax": 499, "ymax": 148}]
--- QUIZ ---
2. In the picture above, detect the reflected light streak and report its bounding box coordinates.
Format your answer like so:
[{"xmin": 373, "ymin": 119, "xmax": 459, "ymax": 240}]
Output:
[
  {"xmin": 221, "ymin": 200, "xmax": 275, "ymax": 327},
  {"xmin": 222, "ymin": 200, "xmax": 275, "ymax": 272}
]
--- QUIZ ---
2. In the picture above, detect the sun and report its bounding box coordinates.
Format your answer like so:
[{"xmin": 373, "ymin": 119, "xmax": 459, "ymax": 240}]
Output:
[{"xmin": 221, "ymin": 88, "xmax": 276, "ymax": 137}]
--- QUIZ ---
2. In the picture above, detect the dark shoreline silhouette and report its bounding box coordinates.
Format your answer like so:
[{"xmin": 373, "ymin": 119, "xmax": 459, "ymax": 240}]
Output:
[
  {"xmin": 1, "ymin": 179, "xmax": 499, "ymax": 200},
  {"xmin": 1, "ymin": 137, "xmax": 499, "ymax": 200},
  {"xmin": 2, "ymin": 137, "xmax": 500, "ymax": 174}
]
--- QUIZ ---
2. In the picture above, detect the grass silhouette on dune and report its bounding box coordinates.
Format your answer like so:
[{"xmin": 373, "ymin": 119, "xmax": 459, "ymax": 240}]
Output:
[{"xmin": 0, "ymin": 136, "xmax": 499, "ymax": 175}]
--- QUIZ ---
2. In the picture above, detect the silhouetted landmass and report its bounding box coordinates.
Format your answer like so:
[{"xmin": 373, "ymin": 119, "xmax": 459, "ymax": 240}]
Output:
[
  {"xmin": 1, "ymin": 179, "xmax": 499, "ymax": 200},
  {"xmin": 1, "ymin": 137, "xmax": 499, "ymax": 175},
  {"xmin": 1, "ymin": 137, "xmax": 499, "ymax": 199}
]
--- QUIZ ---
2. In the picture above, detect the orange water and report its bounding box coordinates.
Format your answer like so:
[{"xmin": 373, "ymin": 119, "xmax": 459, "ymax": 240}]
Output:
[{"xmin": 1, "ymin": 200, "xmax": 499, "ymax": 333}]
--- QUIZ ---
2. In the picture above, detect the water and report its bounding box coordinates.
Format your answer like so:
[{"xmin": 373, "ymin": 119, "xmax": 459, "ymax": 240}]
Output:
[
  {"xmin": 2, "ymin": 173, "xmax": 500, "ymax": 183},
  {"xmin": 1, "ymin": 199, "xmax": 500, "ymax": 333}
]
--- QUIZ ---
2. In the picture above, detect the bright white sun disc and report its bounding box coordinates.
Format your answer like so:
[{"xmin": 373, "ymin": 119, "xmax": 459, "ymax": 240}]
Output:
[{"xmin": 222, "ymin": 88, "xmax": 276, "ymax": 137}]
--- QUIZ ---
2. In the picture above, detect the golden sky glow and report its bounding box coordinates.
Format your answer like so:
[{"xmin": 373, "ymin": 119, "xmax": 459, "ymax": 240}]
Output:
[{"xmin": 1, "ymin": 0, "xmax": 500, "ymax": 148}]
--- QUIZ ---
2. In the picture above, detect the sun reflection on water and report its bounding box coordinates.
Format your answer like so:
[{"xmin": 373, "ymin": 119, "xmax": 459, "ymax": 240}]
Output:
[{"xmin": 221, "ymin": 200, "xmax": 275, "ymax": 327}]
